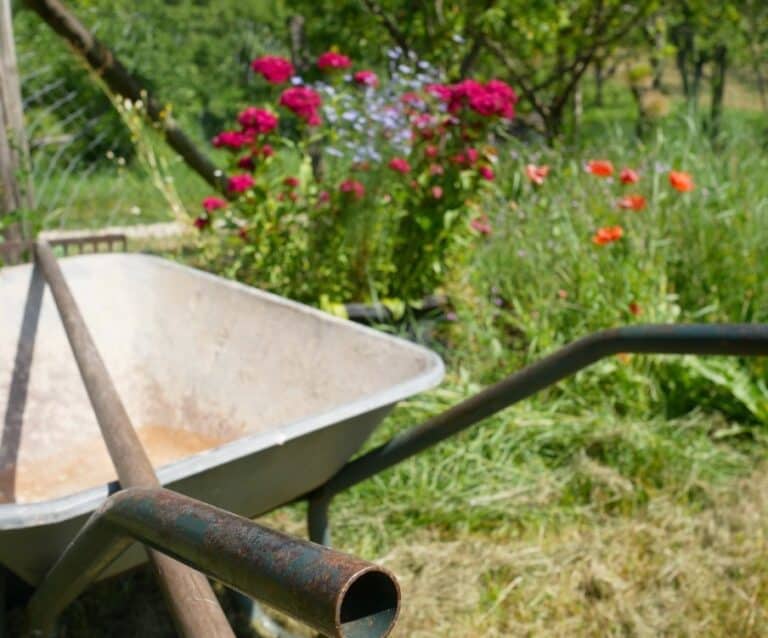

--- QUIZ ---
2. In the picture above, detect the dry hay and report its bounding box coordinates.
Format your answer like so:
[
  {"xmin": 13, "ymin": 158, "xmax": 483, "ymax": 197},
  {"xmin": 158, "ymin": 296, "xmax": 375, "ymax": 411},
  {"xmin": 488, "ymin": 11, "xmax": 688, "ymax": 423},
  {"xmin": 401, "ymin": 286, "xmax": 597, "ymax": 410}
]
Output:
[{"xmin": 376, "ymin": 466, "xmax": 768, "ymax": 637}]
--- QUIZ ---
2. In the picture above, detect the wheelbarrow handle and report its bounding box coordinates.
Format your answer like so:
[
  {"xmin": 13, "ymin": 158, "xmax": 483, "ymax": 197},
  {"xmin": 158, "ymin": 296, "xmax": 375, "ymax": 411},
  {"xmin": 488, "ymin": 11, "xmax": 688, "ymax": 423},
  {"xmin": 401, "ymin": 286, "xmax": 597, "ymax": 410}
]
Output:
[
  {"xmin": 26, "ymin": 488, "xmax": 400, "ymax": 638},
  {"xmin": 307, "ymin": 324, "xmax": 768, "ymax": 542}
]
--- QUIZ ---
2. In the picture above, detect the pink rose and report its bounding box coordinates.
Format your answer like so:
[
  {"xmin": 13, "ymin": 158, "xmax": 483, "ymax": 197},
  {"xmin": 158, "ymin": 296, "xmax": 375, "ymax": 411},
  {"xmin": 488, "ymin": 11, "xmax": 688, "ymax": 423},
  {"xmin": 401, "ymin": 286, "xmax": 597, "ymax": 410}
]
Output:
[
  {"xmin": 388, "ymin": 157, "xmax": 411, "ymax": 174},
  {"xmin": 251, "ymin": 56, "xmax": 294, "ymax": 84},
  {"xmin": 202, "ymin": 196, "xmax": 227, "ymax": 212},
  {"xmin": 227, "ymin": 173, "xmax": 255, "ymax": 193},
  {"xmin": 340, "ymin": 179, "xmax": 365, "ymax": 200},
  {"xmin": 317, "ymin": 51, "xmax": 351, "ymax": 70},
  {"xmin": 237, "ymin": 107, "xmax": 278, "ymax": 135},
  {"xmin": 353, "ymin": 70, "xmax": 379, "ymax": 87}
]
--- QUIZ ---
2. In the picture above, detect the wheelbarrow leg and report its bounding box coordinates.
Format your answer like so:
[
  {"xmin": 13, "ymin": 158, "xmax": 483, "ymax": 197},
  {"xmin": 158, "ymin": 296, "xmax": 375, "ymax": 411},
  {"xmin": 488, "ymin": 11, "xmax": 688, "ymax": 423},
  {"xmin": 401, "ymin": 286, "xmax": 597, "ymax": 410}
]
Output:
[
  {"xmin": 229, "ymin": 592, "xmax": 302, "ymax": 638},
  {"xmin": 307, "ymin": 492, "xmax": 332, "ymax": 546}
]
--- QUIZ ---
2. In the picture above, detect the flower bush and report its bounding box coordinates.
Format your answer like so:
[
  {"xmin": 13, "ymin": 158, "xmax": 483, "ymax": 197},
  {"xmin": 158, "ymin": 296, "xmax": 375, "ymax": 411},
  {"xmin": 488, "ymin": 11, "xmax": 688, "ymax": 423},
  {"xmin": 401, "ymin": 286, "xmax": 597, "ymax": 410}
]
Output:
[{"xmin": 196, "ymin": 50, "xmax": 516, "ymax": 304}]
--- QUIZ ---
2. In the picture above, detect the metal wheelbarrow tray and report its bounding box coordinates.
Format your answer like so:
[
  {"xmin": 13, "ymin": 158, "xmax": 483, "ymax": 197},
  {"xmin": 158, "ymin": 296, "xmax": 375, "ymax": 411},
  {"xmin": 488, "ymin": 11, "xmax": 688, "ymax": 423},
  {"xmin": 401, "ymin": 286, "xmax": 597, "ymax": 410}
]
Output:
[{"xmin": 0, "ymin": 253, "xmax": 444, "ymax": 585}]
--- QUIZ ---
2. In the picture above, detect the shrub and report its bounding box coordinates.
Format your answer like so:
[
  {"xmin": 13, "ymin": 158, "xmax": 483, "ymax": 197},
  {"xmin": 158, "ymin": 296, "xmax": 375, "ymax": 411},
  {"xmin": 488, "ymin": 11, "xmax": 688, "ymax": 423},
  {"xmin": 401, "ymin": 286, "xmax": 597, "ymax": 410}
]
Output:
[{"xmin": 195, "ymin": 51, "xmax": 517, "ymax": 304}]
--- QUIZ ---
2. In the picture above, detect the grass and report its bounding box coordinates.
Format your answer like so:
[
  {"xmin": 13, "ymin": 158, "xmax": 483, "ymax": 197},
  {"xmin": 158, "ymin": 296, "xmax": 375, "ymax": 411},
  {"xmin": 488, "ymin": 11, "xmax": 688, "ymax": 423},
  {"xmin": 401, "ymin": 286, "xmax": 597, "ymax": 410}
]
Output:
[{"xmin": 13, "ymin": 80, "xmax": 768, "ymax": 635}]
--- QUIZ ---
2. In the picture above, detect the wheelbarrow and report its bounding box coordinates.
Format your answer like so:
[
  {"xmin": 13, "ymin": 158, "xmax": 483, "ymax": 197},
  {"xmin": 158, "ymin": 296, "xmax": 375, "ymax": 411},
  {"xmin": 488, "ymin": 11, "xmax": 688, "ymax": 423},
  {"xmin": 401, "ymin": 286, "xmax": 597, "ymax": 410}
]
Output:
[{"xmin": 2, "ymin": 239, "xmax": 767, "ymax": 637}]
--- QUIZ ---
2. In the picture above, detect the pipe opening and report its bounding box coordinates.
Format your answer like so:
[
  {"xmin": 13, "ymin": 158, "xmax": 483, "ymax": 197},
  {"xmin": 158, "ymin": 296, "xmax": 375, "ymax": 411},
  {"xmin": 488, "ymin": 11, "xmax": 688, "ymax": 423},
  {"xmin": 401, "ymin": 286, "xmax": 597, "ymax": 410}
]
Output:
[{"xmin": 339, "ymin": 569, "xmax": 399, "ymax": 638}]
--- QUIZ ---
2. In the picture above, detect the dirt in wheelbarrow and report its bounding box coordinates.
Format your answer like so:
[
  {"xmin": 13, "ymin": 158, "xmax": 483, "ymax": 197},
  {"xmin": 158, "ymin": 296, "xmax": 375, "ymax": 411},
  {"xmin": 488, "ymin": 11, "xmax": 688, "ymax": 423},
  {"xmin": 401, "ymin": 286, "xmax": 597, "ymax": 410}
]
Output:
[{"xmin": 0, "ymin": 425, "xmax": 224, "ymax": 503}]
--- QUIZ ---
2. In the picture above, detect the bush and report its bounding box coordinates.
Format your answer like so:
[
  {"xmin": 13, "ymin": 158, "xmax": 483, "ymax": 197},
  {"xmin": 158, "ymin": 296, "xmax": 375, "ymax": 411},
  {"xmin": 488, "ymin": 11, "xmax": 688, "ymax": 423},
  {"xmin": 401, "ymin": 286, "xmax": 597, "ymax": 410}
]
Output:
[{"xmin": 193, "ymin": 51, "xmax": 517, "ymax": 304}]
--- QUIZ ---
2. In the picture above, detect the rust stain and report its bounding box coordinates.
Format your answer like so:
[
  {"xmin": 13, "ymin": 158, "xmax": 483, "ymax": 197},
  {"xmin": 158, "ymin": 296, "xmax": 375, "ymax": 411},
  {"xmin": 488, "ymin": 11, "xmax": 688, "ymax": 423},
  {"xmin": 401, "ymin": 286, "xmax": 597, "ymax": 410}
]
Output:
[{"xmin": 0, "ymin": 425, "xmax": 224, "ymax": 504}]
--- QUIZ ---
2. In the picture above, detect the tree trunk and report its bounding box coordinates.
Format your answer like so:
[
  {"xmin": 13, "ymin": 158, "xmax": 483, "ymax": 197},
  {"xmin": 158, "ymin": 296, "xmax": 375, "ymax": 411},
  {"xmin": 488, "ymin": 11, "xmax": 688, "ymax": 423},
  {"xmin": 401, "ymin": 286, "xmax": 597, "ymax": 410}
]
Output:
[
  {"xmin": 691, "ymin": 53, "xmax": 706, "ymax": 108},
  {"xmin": 0, "ymin": 0, "xmax": 33, "ymax": 257},
  {"xmin": 23, "ymin": 0, "xmax": 225, "ymax": 192},
  {"xmin": 287, "ymin": 14, "xmax": 310, "ymax": 75},
  {"xmin": 709, "ymin": 44, "xmax": 728, "ymax": 140},
  {"xmin": 593, "ymin": 59, "xmax": 605, "ymax": 106}
]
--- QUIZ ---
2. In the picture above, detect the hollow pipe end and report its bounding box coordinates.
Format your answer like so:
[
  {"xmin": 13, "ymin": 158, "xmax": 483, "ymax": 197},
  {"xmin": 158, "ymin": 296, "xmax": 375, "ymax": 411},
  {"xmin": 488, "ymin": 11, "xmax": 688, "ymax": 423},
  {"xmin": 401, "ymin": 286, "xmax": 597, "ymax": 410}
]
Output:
[{"xmin": 335, "ymin": 566, "xmax": 400, "ymax": 638}]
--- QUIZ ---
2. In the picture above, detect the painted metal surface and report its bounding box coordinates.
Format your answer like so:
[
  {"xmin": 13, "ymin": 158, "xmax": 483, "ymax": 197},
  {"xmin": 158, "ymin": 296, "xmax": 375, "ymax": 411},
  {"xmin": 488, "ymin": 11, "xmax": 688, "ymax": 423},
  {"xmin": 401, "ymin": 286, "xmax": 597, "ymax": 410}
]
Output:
[
  {"xmin": 307, "ymin": 323, "xmax": 768, "ymax": 543},
  {"xmin": 0, "ymin": 253, "xmax": 443, "ymax": 583},
  {"xmin": 26, "ymin": 488, "xmax": 400, "ymax": 638}
]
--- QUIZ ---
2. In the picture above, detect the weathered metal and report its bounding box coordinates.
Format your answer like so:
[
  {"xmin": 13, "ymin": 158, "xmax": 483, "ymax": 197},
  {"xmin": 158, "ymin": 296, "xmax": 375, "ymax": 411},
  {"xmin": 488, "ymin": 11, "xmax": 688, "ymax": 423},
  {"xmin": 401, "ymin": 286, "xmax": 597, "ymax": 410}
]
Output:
[
  {"xmin": 26, "ymin": 488, "xmax": 400, "ymax": 638},
  {"xmin": 33, "ymin": 241, "xmax": 236, "ymax": 638},
  {"xmin": 307, "ymin": 323, "xmax": 768, "ymax": 543},
  {"xmin": 0, "ymin": 253, "xmax": 442, "ymax": 584}
]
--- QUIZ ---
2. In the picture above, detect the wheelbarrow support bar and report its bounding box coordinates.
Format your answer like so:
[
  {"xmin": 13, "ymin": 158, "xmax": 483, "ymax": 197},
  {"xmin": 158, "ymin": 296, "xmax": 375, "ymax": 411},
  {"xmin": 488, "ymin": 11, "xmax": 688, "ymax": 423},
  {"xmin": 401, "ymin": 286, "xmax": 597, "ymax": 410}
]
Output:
[
  {"xmin": 308, "ymin": 324, "xmax": 768, "ymax": 543},
  {"xmin": 26, "ymin": 488, "xmax": 400, "ymax": 638}
]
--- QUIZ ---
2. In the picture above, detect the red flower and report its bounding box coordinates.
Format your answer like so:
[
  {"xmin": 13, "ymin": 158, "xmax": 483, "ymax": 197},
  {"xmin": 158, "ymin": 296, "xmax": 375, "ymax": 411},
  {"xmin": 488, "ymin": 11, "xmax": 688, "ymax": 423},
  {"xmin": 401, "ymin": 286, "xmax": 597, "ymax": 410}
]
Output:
[
  {"xmin": 400, "ymin": 92, "xmax": 422, "ymax": 104},
  {"xmin": 429, "ymin": 163, "xmax": 444, "ymax": 176},
  {"xmin": 237, "ymin": 155, "xmax": 254, "ymax": 170},
  {"xmin": 592, "ymin": 225, "xmax": 624, "ymax": 245},
  {"xmin": 251, "ymin": 55, "xmax": 294, "ymax": 84},
  {"xmin": 212, "ymin": 130, "xmax": 253, "ymax": 150},
  {"xmin": 466, "ymin": 148, "xmax": 480, "ymax": 164},
  {"xmin": 451, "ymin": 152, "xmax": 467, "ymax": 166},
  {"xmin": 318, "ymin": 190, "xmax": 330, "ymax": 203},
  {"xmin": 586, "ymin": 160, "xmax": 614, "ymax": 177},
  {"xmin": 620, "ymin": 168, "xmax": 639, "ymax": 184},
  {"xmin": 425, "ymin": 83, "xmax": 452, "ymax": 102},
  {"xmin": 617, "ymin": 194, "xmax": 647, "ymax": 211},
  {"xmin": 340, "ymin": 179, "xmax": 365, "ymax": 200},
  {"xmin": 202, "ymin": 196, "xmax": 227, "ymax": 213},
  {"xmin": 525, "ymin": 164, "xmax": 549, "ymax": 185},
  {"xmin": 669, "ymin": 170, "xmax": 694, "ymax": 192},
  {"xmin": 470, "ymin": 215, "xmax": 492, "ymax": 235},
  {"xmin": 193, "ymin": 216, "xmax": 210, "ymax": 230},
  {"xmin": 227, "ymin": 173, "xmax": 254, "ymax": 193},
  {"xmin": 353, "ymin": 70, "xmax": 379, "ymax": 87},
  {"xmin": 279, "ymin": 87, "xmax": 322, "ymax": 126},
  {"xmin": 425, "ymin": 144, "xmax": 438, "ymax": 158},
  {"xmin": 431, "ymin": 186, "xmax": 443, "ymax": 199},
  {"xmin": 237, "ymin": 107, "xmax": 278, "ymax": 134},
  {"xmin": 629, "ymin": 301, "xmax": 642, "ymax": 316},
  {"xmin": 260, "ymin": 144, "xmax": 274, "ymax": 158},
  {"xmin": 388, "ymin": 157, "xmax": 411, "ymax": 174},
  {"xmin": 439, "ymin": 79, "xmax": 517, "ymax": 119},
  {"xmin": 478, "ymin": 165, "xmax": 495, "ymax": 181},
  {"xmin": 317, "ymin": 51, "xmax": 351, "ymax": 70},
  {"xmin": 283, "ymin": 176, "xmax": 299, "ymax": 188}
]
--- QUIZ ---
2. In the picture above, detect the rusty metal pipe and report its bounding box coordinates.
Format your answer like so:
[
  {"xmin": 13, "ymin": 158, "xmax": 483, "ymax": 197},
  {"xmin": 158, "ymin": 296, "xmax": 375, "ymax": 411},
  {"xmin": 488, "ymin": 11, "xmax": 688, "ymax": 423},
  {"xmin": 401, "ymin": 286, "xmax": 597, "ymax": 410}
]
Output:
[
  {"xmin": 33, "ymin": 241, "xmax": 235, "ymax": 638},
  {"xmin": 27, "ymin": 488, "xmax": 400, "ymax": 638}
]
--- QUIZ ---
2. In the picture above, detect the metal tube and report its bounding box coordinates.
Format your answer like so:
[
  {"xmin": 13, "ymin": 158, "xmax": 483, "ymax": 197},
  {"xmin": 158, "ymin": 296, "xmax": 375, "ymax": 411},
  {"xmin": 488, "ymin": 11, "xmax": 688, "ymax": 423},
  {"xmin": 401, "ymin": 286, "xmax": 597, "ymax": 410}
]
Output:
[
  {"xmin": 317, "ymin": 324, "xmax": 768, "ymax": 497},
  {"xmin": 33, "ymin": 241, "xmax": 235, "ymax": 638},
  {"xmin": 27, "ymin": 488, "xmax": 400, "ymax": 638}
]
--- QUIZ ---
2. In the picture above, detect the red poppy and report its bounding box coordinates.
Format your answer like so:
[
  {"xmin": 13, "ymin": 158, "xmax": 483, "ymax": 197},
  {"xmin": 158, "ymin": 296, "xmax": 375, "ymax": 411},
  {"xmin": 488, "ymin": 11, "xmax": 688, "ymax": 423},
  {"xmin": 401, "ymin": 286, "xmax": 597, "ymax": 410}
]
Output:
[
  {"xmin": 525, "ymin": 164, "xmax": 549, "ymax": 185},
  {"xmin": 592, "ymin": 225, "xmax": 624, "ymax": 245},
  {"xmin": 586, "ymin": 160, "xmax": 614, "ymax": 177},
  {"xmin": 617, "ymin": 194, "xmax": 646, "ymax": 211},
  {"xmin": 669, "ymin": 170, "xmax": 694, "ymax": 192},
  {"xmin": 620, "ymin": 168, "xmax": 639, "ymax": 184},
  {"xmin": 283, "ymin": 176, "xmax": 300, "ymax": 188}
]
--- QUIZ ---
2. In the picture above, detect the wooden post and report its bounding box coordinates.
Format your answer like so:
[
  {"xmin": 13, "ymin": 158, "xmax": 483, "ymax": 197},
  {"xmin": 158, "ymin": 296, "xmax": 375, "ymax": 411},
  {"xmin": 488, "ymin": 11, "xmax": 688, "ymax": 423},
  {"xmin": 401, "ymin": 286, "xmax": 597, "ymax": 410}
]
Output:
[{"xmin": 0, "ymin": 0, "xmax": 33, "ymax": 252}]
